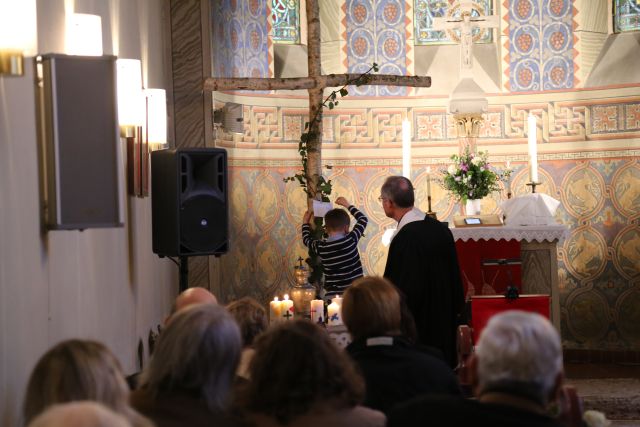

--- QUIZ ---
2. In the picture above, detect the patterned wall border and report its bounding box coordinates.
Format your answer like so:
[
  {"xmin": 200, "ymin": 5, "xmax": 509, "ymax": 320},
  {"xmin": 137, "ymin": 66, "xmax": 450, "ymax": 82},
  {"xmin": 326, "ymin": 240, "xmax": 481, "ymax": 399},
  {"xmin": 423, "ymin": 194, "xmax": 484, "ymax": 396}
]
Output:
[{"xmin": 216, "ymin": 97, "xmax": 640, "ymax": 146}]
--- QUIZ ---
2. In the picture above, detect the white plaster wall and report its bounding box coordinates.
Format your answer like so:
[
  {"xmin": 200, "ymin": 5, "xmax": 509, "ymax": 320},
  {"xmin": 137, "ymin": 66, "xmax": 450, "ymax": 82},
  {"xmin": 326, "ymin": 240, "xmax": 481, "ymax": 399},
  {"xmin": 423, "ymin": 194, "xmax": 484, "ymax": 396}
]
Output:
[{"xmin": 0, "ymin": 1, "xmax": 176, "ymax": 425}]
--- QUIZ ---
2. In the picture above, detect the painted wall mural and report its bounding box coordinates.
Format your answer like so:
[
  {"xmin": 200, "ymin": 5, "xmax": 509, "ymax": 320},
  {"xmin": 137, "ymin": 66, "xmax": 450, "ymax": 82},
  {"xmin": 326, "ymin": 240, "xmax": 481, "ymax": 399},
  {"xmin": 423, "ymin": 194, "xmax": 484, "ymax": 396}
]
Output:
[
  {"xmin": 211, "ymin": 0, "xmax": 270, "ymax": 78},
  {"xmin": 343, "ymin": 0, "xmax": 409, "ymax": 96},
  {"xmin": 507, "ymin": 0, "xmax": 576, "ymax": 91}
]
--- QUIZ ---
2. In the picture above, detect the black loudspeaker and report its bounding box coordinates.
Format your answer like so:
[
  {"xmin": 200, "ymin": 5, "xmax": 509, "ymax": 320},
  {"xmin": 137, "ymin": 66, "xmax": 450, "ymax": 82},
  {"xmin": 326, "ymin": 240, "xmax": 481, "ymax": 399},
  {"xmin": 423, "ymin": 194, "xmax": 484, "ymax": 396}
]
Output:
[{"xmin": 151, "ymin": 148, "xmax": 228, "ymax": 257}]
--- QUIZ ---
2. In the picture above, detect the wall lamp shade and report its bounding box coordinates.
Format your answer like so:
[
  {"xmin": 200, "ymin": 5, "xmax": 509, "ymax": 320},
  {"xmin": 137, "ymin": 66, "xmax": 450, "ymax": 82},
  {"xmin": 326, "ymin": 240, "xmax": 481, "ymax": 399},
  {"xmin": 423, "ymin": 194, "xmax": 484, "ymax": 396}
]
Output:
[
  {"xmin": 66, "ymin": 13, "xmax": 103, "ymax": 56},
  {"xmin": 116, "ymin": 59, "xmax": 144, "ymax": 129},
  {"xmin": 214, "ymin": 102, "xmax": 244, "ymax": 134},
  {"xmin": 0, "ymin": 0, "xmax": 37, "ymax": 76},
  {"xmin": 145, "ymin": 89, "xmax": 167, "ymax": 145}
]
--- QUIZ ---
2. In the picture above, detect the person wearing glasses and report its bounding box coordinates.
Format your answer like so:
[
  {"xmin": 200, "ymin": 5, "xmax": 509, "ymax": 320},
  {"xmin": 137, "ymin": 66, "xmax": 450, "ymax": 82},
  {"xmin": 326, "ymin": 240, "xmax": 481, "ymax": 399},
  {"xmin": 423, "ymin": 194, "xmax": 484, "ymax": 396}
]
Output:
[{"xmin": 379, "ymin": 176, "xmax": 464, "ymax": 368}]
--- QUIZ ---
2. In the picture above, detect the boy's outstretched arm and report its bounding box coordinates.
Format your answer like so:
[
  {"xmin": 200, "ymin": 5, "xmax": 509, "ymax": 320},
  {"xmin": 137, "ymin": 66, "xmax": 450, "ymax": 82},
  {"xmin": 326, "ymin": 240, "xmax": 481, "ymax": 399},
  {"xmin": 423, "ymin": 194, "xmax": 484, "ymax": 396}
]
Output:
[{"xmin": 301, "ymin": 210, "xmax": 319, "ymax": 251}]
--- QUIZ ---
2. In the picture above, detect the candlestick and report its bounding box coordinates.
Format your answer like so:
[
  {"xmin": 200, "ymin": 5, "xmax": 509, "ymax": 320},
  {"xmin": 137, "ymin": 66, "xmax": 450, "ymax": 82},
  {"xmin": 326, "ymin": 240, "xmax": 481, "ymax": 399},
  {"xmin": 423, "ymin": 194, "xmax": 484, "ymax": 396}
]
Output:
[
  {"xmin": 527, "ymin": 113, "xmax": 539, "ymax": 183},
  {"xmin": 269, "ymin": 297, "xmax": 282, "ymax": 324},
  {"xmin": 281, "ymin": 294, "xmax": 294, "ymax": 321},
  {"xmin": 310, "ymin": 299, "xmax": 324, "ymax": 324},
  {"xmin": 402, "ymin": 118, "xmax": 411, "ymax": 179}
]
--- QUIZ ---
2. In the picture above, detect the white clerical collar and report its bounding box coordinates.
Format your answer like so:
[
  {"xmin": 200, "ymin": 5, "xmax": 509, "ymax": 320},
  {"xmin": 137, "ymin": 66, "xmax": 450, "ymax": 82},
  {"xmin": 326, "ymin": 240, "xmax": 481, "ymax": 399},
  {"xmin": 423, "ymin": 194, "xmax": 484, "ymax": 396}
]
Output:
[
  {"xmin": 391, "ymin": 207, "xmax": 426, "ymax": 240},
  {"xmin": 366, "ymin": 336, "xmax": 394, "ymax": 346}
]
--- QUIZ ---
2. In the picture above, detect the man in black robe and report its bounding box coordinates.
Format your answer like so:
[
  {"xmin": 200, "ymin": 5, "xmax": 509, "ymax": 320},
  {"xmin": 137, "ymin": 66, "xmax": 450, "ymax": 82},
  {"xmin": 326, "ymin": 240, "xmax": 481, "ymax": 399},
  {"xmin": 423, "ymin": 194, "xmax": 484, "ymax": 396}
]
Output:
[{"xmin": 381, "ymin": 176, "xmax": 464, "ymax": 367}]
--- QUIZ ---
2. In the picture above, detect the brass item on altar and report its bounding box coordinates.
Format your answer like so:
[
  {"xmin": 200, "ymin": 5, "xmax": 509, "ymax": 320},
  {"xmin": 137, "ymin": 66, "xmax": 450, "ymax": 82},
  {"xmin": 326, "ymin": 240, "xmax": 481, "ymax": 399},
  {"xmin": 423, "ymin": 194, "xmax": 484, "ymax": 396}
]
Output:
[{"xmin": 290, "ymin": 257, "xmax": 317, "ymax": 317}]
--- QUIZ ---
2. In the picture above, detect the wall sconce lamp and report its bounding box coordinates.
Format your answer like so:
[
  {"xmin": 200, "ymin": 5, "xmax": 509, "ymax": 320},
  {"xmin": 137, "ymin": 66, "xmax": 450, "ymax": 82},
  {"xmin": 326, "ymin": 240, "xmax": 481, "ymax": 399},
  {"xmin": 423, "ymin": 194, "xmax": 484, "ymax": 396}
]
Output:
[
  {"xmin": 66, "ymin": 13, "xmax": 103, "ymax": 56},
  {"xmin": 117, "ymin": 59, "xmax": 147, "ymax": 197},
  {"xmin": 117, "ymin": 59, "xmax": 167, "ymax": 197},
  {"xmin": 0, "ymin": 0, "xmax": 38, "ymax": 76},
  {"xmin": 213, "ymin": 102, "xmax": 244, "ymax": 134}
]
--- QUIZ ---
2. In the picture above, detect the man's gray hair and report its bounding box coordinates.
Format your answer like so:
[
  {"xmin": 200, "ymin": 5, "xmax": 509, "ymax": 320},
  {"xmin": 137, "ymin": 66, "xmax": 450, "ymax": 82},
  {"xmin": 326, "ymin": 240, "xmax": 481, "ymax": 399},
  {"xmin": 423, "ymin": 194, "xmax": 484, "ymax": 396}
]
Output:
[
  {"xmin": 475, "ymin": 310, "xmax": 562, "ymax": 399},
  {"xmin": 142, "ymin": 303, "xmax": 242, "ymax": 411},
  {"xmin": 381, "ymin": 176, "xmax": 414, "ymax": 208}
]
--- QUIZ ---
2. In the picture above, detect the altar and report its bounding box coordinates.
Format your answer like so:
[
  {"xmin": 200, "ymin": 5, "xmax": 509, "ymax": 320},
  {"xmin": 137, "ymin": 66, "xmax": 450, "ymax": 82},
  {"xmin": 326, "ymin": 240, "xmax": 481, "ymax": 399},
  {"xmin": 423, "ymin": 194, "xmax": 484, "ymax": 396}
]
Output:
[{"xmin": 450, "ymin": 224, "xmax": 568, "ymax": 331}]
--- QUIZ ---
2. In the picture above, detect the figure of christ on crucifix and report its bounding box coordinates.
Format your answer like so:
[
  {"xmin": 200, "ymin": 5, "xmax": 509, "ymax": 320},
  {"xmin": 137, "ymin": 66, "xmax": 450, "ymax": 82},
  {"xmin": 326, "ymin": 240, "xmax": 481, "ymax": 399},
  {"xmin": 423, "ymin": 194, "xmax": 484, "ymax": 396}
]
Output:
[
  {"xmin": 433, "ymin": 0, "xmax": 499, "ymax": 79},
  {"xmin": 204, "ymin": 2, "xmax": 431, "ymax": 205}
]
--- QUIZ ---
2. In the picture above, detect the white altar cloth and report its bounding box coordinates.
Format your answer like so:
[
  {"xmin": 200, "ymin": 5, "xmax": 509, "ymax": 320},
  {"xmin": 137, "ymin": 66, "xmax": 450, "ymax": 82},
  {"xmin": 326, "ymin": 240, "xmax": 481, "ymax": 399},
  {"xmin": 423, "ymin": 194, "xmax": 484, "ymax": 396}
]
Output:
[{"xmin": 450, "ymin": 224, "xmax": 569, "ymax": 243}]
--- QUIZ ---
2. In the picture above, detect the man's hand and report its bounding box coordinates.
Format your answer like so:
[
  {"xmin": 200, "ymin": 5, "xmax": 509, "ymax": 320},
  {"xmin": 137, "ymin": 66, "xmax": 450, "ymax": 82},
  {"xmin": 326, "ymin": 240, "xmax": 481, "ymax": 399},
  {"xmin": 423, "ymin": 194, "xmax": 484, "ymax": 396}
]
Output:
[
  {"xmin": 335, "ymin": 197, "xmax": 350, "ymax": 208},
  {"xmin": 303, "ymin": 210, "xmax": 314, "ymax": 224}
]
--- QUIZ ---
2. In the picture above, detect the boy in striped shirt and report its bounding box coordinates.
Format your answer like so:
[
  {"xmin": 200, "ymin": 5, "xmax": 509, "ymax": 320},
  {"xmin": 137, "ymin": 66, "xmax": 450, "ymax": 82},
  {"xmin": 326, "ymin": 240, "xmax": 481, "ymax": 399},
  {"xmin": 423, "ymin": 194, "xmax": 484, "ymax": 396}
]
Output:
[{"xmin": 302, "ymin": 197, "xmax": 368, "ymax": 297}]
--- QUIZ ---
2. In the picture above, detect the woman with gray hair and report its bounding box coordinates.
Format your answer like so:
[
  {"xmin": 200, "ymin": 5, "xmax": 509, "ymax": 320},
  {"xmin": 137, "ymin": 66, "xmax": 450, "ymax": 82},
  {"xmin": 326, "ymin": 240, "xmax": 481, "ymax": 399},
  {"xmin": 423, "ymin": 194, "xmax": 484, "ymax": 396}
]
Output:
[
  {"xmin": 131, "ymin": 303, "xmax": 243, "ymax": 427},
  {"xmin": 388, "ymin": 310, "xmax": 564, "ymax": 427}
]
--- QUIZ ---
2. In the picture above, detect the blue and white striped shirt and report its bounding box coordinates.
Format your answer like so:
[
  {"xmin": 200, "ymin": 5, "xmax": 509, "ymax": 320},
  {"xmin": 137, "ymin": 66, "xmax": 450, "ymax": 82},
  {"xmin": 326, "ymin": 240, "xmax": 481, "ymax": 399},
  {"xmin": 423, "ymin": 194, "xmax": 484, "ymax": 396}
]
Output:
[{"xmin": 302, "ymin": 205, "xmax": 368, "ymax": 295}]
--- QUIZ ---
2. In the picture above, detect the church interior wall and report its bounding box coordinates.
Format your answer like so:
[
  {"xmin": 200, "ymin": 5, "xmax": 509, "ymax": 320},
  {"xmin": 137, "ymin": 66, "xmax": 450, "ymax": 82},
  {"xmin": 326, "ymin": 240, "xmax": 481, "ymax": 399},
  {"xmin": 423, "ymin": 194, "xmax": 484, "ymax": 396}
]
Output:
[
  {"xmin": 0, "ymin": 1, "xmax": 176, "ymax": 424},
  {"xmin": 210, "ymin": 0, "xmax": 639, "ymax": 351}
]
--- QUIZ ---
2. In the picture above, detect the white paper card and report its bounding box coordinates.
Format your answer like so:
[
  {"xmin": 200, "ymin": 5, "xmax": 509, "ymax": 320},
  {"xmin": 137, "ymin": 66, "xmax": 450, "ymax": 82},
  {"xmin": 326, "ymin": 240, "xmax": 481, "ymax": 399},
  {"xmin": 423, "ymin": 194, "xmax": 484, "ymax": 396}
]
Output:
[{"xmin": 312, "ymin": 200, "xmax": 333, "ymax": 217}]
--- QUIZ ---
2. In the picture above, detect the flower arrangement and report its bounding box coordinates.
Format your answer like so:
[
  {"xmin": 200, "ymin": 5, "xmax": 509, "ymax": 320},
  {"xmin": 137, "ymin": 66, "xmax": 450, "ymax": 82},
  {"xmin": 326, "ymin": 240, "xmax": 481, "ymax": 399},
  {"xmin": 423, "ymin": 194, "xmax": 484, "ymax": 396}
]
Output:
[{"xmin": 441, "ymin": 145, "xmax": 510, "ymax": 202}]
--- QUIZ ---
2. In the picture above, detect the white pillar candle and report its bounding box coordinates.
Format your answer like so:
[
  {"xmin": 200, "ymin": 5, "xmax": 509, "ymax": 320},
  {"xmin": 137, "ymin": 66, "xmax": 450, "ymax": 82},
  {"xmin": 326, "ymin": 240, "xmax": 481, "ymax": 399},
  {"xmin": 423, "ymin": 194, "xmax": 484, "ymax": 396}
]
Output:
[
  {"xmin": 402, "ymin": 118, "xmax": 411, "ymax": 179},
  {"xmin": 281, "ymin": 294, "xmax": 294, "ymax": 321},
  {"xmin": 327, "ymin": 296, "xmax": 343, "ymax": 326},
  {"xmin": 426, "ymin": 166, "xmax": 432, "ymax": 198},
  {"xmin": 310, "ymin": 299, "xmax": 324, "ymax": 324},
  {"xmin": 269, "ymin": 297, "xmax": 282, "ymax": 324},
  {"xmin": 527, "ymin": 113, "xmax": 539, "ymax": 182}
]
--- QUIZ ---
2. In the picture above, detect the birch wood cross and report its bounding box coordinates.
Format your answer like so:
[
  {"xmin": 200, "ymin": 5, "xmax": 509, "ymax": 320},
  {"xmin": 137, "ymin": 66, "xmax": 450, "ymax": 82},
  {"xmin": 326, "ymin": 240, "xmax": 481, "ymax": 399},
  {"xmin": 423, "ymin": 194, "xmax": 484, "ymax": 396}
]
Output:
[{"xmin": 204, "ymin": 2, "xmax": 432, "ymax": 203}]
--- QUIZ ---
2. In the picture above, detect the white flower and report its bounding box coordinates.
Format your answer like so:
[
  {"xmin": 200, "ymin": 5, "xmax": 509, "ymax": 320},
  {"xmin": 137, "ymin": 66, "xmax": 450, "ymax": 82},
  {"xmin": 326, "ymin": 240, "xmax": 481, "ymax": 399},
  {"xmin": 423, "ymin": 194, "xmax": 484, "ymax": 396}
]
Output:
[
  {"xmin": 447, "ymin": 164, "xmax": 456, "ymax": 174},
  {"xmin": 583, "ymin": 410, "xmax": 611, "ymax": 427},
  {"xmin": 471, "ymin": 157, "xmax": 480, "ymax": 165}
]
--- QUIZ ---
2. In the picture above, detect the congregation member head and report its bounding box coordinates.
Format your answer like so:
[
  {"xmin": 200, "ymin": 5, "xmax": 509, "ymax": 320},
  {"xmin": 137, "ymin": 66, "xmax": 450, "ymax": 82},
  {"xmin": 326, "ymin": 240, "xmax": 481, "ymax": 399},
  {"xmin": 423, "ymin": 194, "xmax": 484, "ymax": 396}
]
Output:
[
  {"xmin": 473, "ymin": 310, "xmax": 563, "ymax": 405},
  {"xmin": 388, "ymin": 310, "xmax": 565, "ymax": 427},
  {"xmin": 23, "ymin": 340, "xmax": 150, "ymax": 427},
  {"xmin": 132, "ymin": 303, "xmax": 242, "ymax": 427},
  {"xmin": 27, "ymin": 401, "xmax": 131, "ymax": 427},
  {"xmin": 167, "ymin": 287, "xmax": 217, "ymax": 321},
  {"xmin": 226, "ymin": 297, "xmax": 268, "ymax": 380},
  {"xmin": 342, "ymin": 276, "xmax": 402, "ymax": 340},
  {"xmin": 342, "ymin": 276, "xmax": 460, "ymax": 414},
  {"xmin": 240, "ymin": 319, "xmax": 385, "ymax": 426},
  {"xmin": 380, "ymin": 176, "xmax": 415, "ymax": 220}
]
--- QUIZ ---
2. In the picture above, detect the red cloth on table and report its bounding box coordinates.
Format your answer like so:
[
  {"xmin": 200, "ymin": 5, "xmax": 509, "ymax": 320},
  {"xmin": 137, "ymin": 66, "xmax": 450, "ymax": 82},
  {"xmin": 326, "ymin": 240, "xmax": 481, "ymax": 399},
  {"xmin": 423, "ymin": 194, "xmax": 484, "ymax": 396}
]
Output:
[
  {"xmin": 471, "ymin": 295, "xmax": 550, "ymax": 342},
  {"xmin": 454, "ymin": 239, "xmax": 521, "ymax": 298}
]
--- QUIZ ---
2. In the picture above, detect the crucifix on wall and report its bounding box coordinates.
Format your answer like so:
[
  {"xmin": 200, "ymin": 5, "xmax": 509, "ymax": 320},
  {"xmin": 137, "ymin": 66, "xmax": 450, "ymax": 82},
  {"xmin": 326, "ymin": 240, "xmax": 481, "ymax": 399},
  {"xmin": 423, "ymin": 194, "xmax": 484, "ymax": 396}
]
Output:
[
  {"xmin": 204, "ymin": 2, "xmax": 432, "ymax": 204},
  {"xmin": 433, "ymin": 0, "xmax": 499, "ymax": 145}
]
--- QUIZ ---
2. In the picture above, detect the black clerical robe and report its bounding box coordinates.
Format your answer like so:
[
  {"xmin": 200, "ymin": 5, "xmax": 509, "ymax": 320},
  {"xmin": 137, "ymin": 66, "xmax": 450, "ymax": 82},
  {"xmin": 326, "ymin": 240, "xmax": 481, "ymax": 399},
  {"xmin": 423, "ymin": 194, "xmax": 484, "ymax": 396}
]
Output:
[{"xmin": 383, "ymin": 215, "xmax": 464, "ymax": 368}]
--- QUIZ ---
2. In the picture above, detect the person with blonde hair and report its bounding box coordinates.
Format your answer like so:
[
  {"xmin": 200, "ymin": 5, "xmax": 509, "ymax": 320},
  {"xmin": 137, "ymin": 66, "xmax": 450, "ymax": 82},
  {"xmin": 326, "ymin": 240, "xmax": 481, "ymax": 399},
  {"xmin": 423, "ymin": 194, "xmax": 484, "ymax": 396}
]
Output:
[
  {"xmin": 27, "ymin": 401, "xmax": 132, "ymax": 427},
  {"xmin": 23, "ymin": 339, "xmax": 151, "ymax": 427},
  {"xmin": 226, "ymin": 297, "xmax": 268, "ymax": 379},
  {"xmin": 238, "ymin": 319, "xmax": 385, "ymax": 427},
  {"xmin": 342, "ymin": 276, "xmax": 460, "ymax": 413},
  {"xmin": 131, "ymin": 303, "xmax": 243, "ymax": 427}
]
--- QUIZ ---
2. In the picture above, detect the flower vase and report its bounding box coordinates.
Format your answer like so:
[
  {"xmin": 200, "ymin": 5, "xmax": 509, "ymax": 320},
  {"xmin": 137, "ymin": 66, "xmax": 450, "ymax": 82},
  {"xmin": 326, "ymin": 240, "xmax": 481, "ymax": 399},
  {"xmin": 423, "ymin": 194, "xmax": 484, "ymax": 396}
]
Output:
[{"xmin": 465, "ymin": 198, "xmax": 482, "ymax": 215}]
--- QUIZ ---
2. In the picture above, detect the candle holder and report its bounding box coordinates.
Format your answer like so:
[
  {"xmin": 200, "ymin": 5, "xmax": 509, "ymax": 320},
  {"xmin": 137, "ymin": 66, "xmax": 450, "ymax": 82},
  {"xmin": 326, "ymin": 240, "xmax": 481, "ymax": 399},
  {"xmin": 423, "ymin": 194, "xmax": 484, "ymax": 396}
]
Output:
[
  {"xmin": 426, "ymin": 196, "xmax": 438, "ymax": 220},
  {"xmin": 290, "ymin": 257, "xmax": 316, "ymax": 318},
  {"xmin": 526, "ymin": 182, "xmax": 541, "ymax": 193}
]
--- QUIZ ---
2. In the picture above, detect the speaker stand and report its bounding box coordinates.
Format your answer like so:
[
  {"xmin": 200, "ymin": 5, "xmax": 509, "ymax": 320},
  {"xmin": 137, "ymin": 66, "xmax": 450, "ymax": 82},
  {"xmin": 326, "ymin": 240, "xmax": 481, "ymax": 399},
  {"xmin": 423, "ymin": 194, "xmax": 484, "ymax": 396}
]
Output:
[{"xmin": 179, "ymin": 256, "xmax": 189, "ymax": 292}]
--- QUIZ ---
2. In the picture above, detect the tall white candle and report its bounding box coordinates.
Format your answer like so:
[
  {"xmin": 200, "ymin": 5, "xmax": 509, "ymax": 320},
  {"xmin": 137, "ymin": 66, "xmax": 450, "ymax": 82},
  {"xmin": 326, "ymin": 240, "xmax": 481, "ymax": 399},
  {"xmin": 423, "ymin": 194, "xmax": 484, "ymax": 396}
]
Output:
[
  {"xmin": 528, "ymin": 113, "xmax": 539, "ymax": 182},
  {"xmin": 281, "ymin": 294, "xmax": 294, "ymax": 321},
  {"xmin": 310, "ymin": 299, "xmax": 324, "ymax": 324},
  {"xmin": 426, "ymin": 166, "xmax": 432, "ymax": 198},
  {"xmin": 269, "ymin": 297, "xmax": 282, "ymax": 324},
  {"xmin": 402, "ymin": 118, "xmax": 411, "ymax": 179}
]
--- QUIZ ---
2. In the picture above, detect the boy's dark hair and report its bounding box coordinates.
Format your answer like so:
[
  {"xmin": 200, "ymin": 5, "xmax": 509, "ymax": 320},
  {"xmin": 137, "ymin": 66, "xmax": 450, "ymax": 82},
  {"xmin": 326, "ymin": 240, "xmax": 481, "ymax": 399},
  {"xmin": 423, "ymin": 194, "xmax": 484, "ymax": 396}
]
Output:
[{"xmin": 324, "ymin": 208, "xmax": 350, "ymax": 231}]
